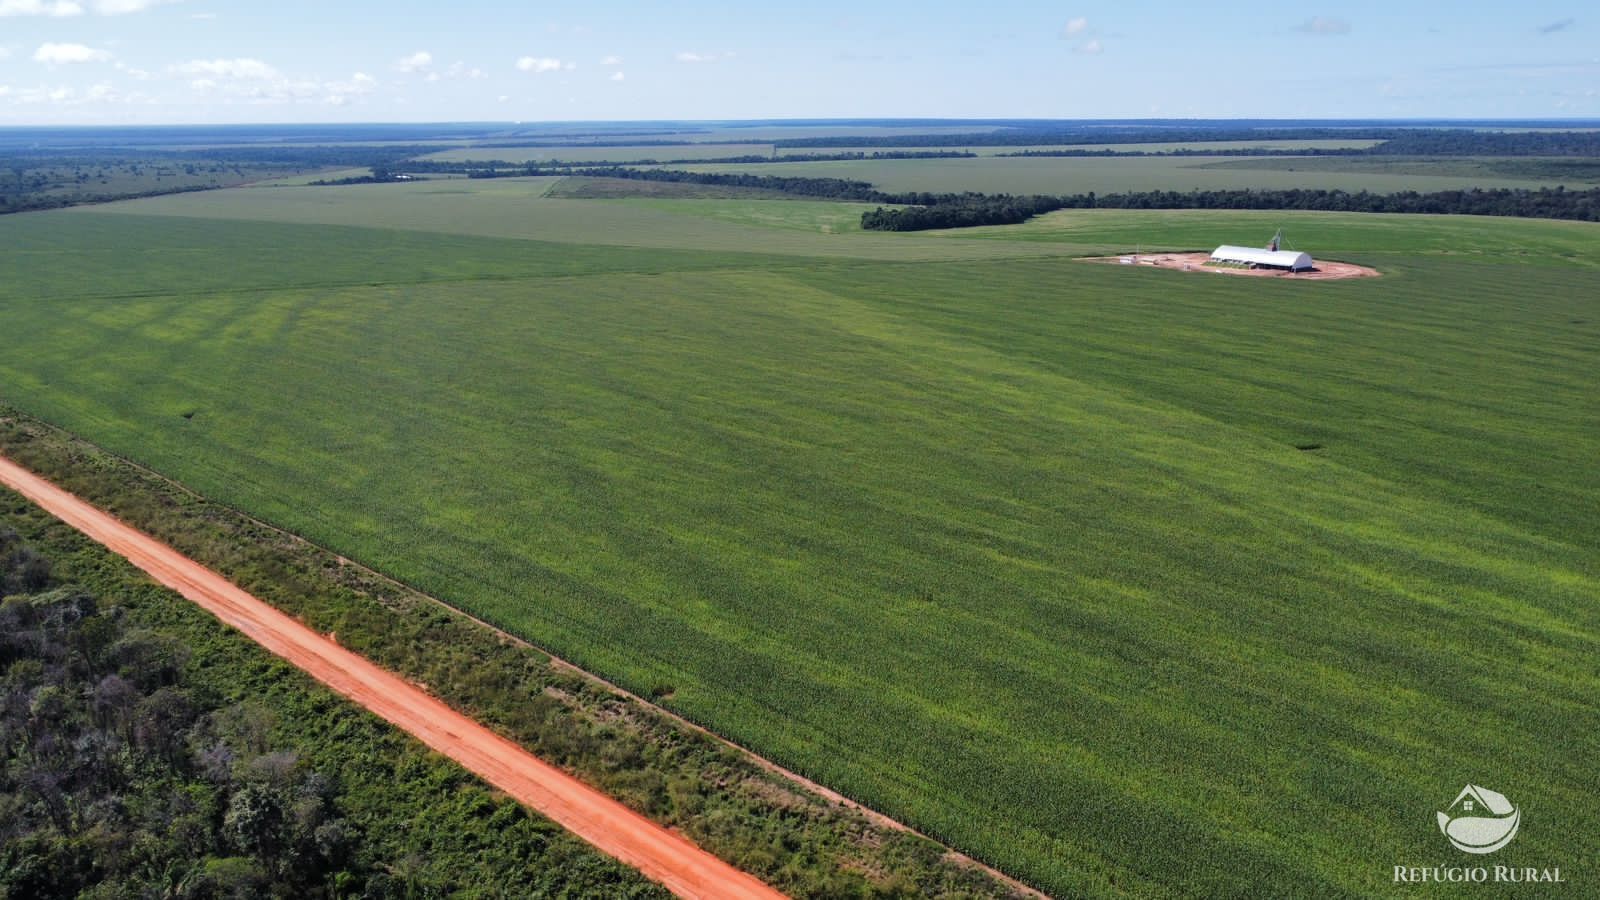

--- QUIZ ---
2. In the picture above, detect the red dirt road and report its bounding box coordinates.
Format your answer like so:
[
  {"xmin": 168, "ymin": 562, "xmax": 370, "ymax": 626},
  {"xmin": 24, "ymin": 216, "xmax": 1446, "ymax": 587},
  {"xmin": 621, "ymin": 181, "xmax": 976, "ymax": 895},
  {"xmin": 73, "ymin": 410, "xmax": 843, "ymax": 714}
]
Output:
[{"xmin": 0, "ymin": 455, "xmax": 784, "ymax": 900}]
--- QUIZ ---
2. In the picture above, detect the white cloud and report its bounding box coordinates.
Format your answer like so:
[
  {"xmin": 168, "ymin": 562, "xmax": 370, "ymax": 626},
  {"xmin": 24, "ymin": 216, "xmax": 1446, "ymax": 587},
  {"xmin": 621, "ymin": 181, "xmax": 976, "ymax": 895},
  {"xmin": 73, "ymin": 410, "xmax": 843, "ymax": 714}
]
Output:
[
  {"xmin": 2, "ymin": 0, "xmax": 181, "ymax": 14},
  {"xmin": 171, "ymin": 57, "xmax": 280, "ymax": 80},
  {"xmin": 323, "ymin": 73, "xmax": 375, "ymax": 106},
  {"xmin": 610, "ymin": 71, "xmax": 624, "ymax": 82},
  {"xmin": 3, "ymin": 80, "xmax": 131, "ymax": 104},
  {"xmin": 396, "ymin": 50, "xmax": 432, "ymax": 73},
  {"xmin": 326, "ymin": 71, "xmax": 376, "ymax": 98},
  {"xmin": 1295, "ymin": 16, "xmax": 1351, "ymax": 35},
  {"xmin": 421, "ymin": 61, "xmax": 485, "ymax": 82},
  {"xmin": 516, "ymin": 55, "xmax": 563, "ymax": 73},
  {"xmin": 33, "ymin": 41, "xmax": 111, "ymax": 63},
  {"xmin": 0, "ymin": 47, "xmax": 10, "ymax": 60},
  {"xmin": 1075, "ymin": 38, "xmax": 1103, "ymax": 55},
  {"xmin": 172, "ymin": 57, "xmax": 351, "ymax": 105},
  {"xmin": 91, "ymin": 0, "xmax": 179, "ymax": 13},
  {"xmin": 1063, "ymin": 17, "xmax": 1088, "ymax": 36},
  {"xmin": 675, "ymin": 51, "xmax": 718, "ymax": 63},
  {"xmin": 0, "ymin": 0, "xmax": 83, "ymax": 16},
  {"xmin": 600, "ymin": 54, "xmax": 622, "ymax": 66}
]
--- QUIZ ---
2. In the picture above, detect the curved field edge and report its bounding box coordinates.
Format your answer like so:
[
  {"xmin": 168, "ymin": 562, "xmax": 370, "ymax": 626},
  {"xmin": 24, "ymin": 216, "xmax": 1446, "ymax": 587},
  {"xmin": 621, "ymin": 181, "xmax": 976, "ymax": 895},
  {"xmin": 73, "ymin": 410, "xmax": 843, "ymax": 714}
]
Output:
[
  {"xmin": 0, "ymin": 488, "xmax": 671, "ymax": 899},
  {"xmin": 0, "ymin": 411, "xmax": 1035, "ymax": 900}
]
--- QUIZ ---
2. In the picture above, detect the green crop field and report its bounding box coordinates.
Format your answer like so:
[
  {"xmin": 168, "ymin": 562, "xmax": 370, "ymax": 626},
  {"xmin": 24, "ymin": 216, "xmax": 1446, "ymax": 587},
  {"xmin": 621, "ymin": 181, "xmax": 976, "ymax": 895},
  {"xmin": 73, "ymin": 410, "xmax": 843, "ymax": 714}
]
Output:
[
  {"xmin": 657, "ymin": 155, "xmax": 1600, "ymax": 194},
  {"xmin": 1, "ymin": 193, "xmax": 1596, "ymax": 897},
  {"xmin": 928, "ymin": 207, "xmax": 1600, "ymax": 260},
  {"xmin": 1196, "ymin": 155, "xmax": 1600, "ymax": 183},
  {"xmin": 80, "ymin": 177, "xmax": 1080, "ymax": 260}
]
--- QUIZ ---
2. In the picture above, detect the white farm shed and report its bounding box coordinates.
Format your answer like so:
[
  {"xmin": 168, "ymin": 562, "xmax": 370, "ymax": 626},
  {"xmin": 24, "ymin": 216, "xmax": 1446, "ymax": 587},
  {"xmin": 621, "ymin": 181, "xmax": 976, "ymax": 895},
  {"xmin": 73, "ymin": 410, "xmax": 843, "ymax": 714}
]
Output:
[{"xmin": 1210, "ymin": 245, "xmax": 1313, "ymax": 271}]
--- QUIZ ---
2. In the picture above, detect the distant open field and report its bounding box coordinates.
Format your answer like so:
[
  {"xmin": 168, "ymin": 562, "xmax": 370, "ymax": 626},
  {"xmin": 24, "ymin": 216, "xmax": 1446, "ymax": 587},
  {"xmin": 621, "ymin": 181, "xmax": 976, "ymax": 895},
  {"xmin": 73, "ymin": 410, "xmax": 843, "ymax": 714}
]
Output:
[
  {"xmin": 929, "ymin": 207, "xmax": 1600, "ymax": 261},
  {"xmin": 418, "ymin": 139, "xmax": 1385, "ymax": 165},
  {"xmin": 780, "ymin": 139, "xmax": 1386, "ymax": 156},
  {"xmin": 2, "ymin": 198, "xmax": 1597, "ymax": 896},
  {"xmin": 658, "ymin": 155, "xmax": 1600, "ymax": 194},
  {"xmin": 1197, "ymin": 154, "xmax": 1600, "ymax": 182},
  {"xmin": 420, "ymin": 144, "xmax": 777, "ymax": 164},
  {"xmin": 81, "ymin": 177, "xmax": 1077, "ymax": 260}
]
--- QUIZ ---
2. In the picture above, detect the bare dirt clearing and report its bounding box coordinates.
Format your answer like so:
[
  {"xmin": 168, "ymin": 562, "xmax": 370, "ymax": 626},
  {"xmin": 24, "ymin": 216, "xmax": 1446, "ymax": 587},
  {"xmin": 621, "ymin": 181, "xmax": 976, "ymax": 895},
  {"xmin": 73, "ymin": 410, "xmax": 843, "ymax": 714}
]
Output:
[
  {"xmin": 1082, "ymin": 252, "xmax": 1381, "ymax": 279},
  {"xmin": 0, "ymin": 454, "xmax": 783, "ymax": 900}
]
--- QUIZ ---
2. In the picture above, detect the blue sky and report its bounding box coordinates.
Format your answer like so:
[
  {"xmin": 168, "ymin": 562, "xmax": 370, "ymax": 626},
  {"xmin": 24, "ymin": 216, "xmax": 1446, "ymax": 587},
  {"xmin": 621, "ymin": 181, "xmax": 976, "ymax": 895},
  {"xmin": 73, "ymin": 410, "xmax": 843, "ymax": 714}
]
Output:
[{"xmin": 0, "ymin": 1, "xmax": 1594, "ymax": 124}]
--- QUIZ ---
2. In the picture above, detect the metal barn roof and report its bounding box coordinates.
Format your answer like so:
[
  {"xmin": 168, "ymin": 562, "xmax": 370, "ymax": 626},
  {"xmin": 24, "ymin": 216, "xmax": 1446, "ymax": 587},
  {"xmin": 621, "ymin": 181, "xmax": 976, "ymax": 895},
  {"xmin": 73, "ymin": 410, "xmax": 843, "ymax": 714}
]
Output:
[{"xmin": 1210, "ymin": 245, "xmax": 1313, "ymax": 270}]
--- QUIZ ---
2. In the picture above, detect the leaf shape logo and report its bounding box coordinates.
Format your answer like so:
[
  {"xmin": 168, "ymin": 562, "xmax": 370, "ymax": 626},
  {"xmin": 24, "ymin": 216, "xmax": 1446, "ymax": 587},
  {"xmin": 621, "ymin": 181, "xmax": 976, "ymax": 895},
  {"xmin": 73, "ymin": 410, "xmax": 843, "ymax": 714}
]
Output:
[{"xmin": 1438, "ymin": 784, "xmax": 1521, "ymax": 854}]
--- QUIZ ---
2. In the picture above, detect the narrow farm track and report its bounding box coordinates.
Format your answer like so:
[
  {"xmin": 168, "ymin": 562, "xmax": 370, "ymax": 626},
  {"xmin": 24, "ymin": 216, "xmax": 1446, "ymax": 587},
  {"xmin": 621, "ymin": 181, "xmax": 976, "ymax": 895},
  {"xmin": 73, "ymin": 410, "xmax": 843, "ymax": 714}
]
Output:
[{"xmin": 0, "ymin": 455, "xmax": 785, "ymax": 900}]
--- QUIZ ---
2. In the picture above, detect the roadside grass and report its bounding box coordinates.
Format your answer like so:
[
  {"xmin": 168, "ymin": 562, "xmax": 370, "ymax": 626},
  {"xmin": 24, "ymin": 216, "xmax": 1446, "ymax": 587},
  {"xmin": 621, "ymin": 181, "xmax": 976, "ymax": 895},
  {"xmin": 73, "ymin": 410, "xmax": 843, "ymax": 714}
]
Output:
[{"xmin": 1, "ymin": 208, "xmax": 1596, "ymax": 895}]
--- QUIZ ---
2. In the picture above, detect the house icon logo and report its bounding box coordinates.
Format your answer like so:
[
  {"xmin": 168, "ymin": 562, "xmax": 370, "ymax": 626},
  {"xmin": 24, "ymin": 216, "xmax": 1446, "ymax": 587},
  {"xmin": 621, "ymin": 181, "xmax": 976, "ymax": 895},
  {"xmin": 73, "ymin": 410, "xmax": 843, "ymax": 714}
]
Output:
[{"xmin": 1438, "ymin": 785, "xmax": 1521, "ymax": 854}]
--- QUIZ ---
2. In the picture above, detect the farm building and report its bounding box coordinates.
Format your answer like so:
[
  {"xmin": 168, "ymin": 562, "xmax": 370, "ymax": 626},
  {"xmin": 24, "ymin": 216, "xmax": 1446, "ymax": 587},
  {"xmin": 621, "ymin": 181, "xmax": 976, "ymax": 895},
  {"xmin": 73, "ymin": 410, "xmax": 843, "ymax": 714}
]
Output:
[{"xmin": 1209, "ymin": 245, "xmax": 1313, "ymax": 271}]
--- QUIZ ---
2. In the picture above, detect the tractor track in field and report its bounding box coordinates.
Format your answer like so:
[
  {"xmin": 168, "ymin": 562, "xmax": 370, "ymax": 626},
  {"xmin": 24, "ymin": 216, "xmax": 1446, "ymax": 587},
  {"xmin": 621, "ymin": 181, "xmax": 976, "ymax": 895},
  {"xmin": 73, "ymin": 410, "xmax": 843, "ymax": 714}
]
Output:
[{"xmin": 0, "ymin": 454, "xmax": 783, "ymax": 900}]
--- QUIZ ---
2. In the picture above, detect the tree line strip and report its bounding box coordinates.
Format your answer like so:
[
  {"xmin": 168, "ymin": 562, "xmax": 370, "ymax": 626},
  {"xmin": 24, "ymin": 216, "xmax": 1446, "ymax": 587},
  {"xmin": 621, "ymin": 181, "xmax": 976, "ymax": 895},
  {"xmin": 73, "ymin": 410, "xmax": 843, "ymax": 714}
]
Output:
[{"xmin": 479, "ymin": 166, "xmax": 1600, "ymax": 228}]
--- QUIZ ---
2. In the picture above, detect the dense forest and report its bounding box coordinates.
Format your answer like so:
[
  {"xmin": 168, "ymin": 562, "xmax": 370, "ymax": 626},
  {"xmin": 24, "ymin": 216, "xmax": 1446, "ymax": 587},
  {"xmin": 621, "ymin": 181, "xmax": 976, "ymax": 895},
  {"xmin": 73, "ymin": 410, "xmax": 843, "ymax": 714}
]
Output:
[{"xmin": 560, "ymin": 165, "xmax": 887, "ymax": 200}]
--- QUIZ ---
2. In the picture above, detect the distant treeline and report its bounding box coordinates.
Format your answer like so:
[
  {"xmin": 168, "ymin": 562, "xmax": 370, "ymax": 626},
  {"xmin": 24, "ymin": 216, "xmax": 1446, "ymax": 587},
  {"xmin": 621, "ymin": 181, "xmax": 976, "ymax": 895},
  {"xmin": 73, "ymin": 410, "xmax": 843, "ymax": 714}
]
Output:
[
  {"xmin": 1370, "ymin": 130, "xmax": 1600, "ymax": 157},
  {"xmin": 0, "ymin": 184, "xmax": 217, "ymax": 216},
  {"xmin": 776, "ymin": 127, "xmax": 1410, "ymax": 148},
  {"xmin": 710, "ymin": 150, "xmax": 976, "ymax": 162},
  {"xmin": 775, "ymin": 128, "xmax": 1600, "ymax": 157},
  {"xmin": 516, "ymin": 165, "xmax": 1600, "ymax": 227},
  {"xmin": 395, "ymin": 150, "xmax": 974, "ymax": 173},
  {"xmin": 545, "ymin": 165, "xmax": 890, "ymax": 200},
  {"xmin": 860, "ymin": 195, "xmax": 1070, "ymax": 230},
  {"xmin": 862, "ymin": 187, "xmax": 1600, "ymax": 230},
  {"xmin": 405, "ymin": 129, "xmax": 1600, "ymax": 171},
  {"xmin": 998, "ymin": 147, "xmax": 1368, "ymax": 158}
]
